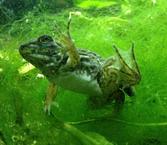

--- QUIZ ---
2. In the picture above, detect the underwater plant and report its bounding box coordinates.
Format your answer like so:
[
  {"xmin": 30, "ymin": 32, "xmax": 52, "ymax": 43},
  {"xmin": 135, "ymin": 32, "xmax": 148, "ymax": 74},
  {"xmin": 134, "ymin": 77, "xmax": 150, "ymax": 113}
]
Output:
[{"xmin": 1, "ymin": 0, "xmax": 167, "ymax": 144}]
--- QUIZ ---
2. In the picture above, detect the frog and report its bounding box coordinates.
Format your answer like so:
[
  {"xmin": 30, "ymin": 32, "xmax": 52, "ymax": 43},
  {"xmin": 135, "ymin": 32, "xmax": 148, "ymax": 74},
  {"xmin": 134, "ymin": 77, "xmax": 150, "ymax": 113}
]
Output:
[{"xmin": 19, "ymin": 15, "xmax": 141, "ymax": 114}]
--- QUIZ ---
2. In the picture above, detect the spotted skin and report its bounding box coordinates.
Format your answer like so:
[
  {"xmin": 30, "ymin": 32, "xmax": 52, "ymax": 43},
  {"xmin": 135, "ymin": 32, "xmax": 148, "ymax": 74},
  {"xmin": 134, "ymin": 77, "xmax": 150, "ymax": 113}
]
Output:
[{"xmin": 19, "ymin": 35, "xmax": 141, "ymax": 113}]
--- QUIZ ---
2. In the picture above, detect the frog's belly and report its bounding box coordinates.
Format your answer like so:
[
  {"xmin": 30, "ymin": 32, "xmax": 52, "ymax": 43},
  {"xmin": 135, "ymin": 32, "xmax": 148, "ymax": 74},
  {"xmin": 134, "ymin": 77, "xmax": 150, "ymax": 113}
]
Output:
[{"xmin": 53, "ymin": 72, "xmax": 103, "ymax": 96}]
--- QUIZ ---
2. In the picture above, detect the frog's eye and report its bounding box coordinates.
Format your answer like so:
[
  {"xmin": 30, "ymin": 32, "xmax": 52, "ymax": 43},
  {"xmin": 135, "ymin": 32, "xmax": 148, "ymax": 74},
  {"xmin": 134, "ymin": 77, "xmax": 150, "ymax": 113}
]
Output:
[{"xmin": 38, "ymin": 35, "xmax": 53, "ymax": 43}]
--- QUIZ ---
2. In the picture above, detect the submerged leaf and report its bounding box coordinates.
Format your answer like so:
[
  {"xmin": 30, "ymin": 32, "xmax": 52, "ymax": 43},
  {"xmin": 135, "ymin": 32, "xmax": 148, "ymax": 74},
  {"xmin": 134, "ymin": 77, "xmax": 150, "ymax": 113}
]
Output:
[
  {"xmin": 63, "ymin": 123, "xmax": 114, "ymax": 145},
  {"xmin": 86, "ymin": 132, "xmax": 114, "ymax": 145},
  {"xmin": 18, "ymin": 63, "xmax": 35, "ymax": 74}
]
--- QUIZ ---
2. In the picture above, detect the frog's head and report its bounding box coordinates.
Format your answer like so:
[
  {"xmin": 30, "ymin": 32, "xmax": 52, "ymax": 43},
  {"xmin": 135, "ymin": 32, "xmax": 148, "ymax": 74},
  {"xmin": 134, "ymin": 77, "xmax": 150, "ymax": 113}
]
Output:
[
  {"xmin": 113, "ymin": 44, "xmax": 141, "ymax": 90},
  {"xmin": 19, "ymin": 35, "xmax": 63, "ymax": 69}
]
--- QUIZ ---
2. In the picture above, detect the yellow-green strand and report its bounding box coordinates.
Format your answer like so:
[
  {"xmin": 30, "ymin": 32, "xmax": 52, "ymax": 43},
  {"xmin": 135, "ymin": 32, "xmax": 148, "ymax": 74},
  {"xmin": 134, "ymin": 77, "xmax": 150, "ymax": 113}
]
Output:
[{"xmin": 67, "ymin": 117, "xmax": 167, "ymax": 127}]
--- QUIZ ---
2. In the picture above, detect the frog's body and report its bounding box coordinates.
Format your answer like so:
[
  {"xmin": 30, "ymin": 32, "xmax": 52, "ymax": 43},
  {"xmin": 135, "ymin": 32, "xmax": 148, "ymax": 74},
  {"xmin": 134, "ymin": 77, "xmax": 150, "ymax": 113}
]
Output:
[
  {"xmin": 19, "ymin": 34, "xmax": 141, "ymax": 113},
  {"xmin": 19, "ymin": 13, "xmax": 141, "ymax": 114},
  {"xmin": 53, "ymin": 71, "xmax": 103, "ymax": 96}
]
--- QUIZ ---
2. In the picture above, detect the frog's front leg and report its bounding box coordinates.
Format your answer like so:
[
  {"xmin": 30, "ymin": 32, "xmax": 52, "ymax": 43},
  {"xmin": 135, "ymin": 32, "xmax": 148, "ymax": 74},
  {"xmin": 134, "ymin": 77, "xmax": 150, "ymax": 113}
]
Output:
[{"xmin": 44, "ymin": 82, "xmax": 58, "ymax": 115}]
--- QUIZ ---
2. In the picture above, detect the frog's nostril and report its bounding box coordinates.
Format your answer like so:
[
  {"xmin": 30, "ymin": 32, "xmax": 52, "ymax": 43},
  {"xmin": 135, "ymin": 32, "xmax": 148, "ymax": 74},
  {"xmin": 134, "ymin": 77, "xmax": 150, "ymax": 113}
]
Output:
[{"xmin": 20, "ymin": 44, "xmax": 26, "ymax": 50}]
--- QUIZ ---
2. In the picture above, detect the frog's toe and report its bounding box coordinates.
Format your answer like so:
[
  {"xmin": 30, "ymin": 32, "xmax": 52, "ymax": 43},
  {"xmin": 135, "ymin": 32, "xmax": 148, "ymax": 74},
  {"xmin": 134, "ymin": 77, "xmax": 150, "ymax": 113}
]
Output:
[
  {"xmin": 52, "ymin": 102, "xmax": 59, "ymax": 108},
  {"xmin": 44, "ymin": 104, "xmax": 51, "ymax": 115},
  {"xmin": 44, "ymin": 102, "xmax": 60, "ymax": 115}
]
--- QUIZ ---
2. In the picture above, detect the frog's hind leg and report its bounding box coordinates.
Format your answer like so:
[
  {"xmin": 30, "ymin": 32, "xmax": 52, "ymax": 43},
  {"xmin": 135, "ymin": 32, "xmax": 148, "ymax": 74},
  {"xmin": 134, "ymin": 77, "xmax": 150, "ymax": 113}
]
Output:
[
  {"xmin": 115, "ymin": 90, "xmax": 125, "ymax": 104},
  {"xmin": 88, "ymin": 96, "xmax": 107, "ymax": 109},
  {"xmin": 44, "ymin": 82, "xmax": 58, "ymax": 115},
  {"xmin": 112, "ymin": 90, "xmax": 125, "ymax": 112}
]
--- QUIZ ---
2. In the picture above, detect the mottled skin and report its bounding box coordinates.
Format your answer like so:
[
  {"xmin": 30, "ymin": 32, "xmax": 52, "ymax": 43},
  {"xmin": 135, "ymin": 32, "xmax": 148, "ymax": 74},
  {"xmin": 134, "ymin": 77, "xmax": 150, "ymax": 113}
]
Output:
[{"xmin": 19, "ymin": 34, "xmax": 141, "ymax": 114}]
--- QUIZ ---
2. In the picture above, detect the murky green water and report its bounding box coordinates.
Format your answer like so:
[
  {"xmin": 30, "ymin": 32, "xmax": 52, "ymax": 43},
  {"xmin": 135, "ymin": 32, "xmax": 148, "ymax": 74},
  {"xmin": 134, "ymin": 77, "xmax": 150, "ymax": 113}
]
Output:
[{"xmin": 0, "ymin": 1, "xmax": 167, "ymax": 145}]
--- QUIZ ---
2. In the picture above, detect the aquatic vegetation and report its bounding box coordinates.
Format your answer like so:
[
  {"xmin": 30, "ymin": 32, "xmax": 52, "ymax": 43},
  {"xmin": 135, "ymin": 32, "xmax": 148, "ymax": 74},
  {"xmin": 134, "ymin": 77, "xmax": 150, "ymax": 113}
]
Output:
[{"xmin": 0, "ymin": 0, "xmax": 167, "ymax": 145}]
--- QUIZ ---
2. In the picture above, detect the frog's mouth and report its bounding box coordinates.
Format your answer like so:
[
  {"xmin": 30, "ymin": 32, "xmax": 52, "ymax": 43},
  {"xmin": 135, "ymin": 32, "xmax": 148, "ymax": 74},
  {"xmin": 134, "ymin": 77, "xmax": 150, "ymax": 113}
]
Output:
[{"xmin": 19, "ymin": 43, "xmax": 51, "ymax": 61}]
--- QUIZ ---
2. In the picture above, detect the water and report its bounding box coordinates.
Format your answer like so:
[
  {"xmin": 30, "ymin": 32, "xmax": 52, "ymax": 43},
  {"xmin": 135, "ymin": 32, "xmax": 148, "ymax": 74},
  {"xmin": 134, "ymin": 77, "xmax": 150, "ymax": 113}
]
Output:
[{"xmin": 0, "ymin": 0, "xmax": 167, "ymax": 145}]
